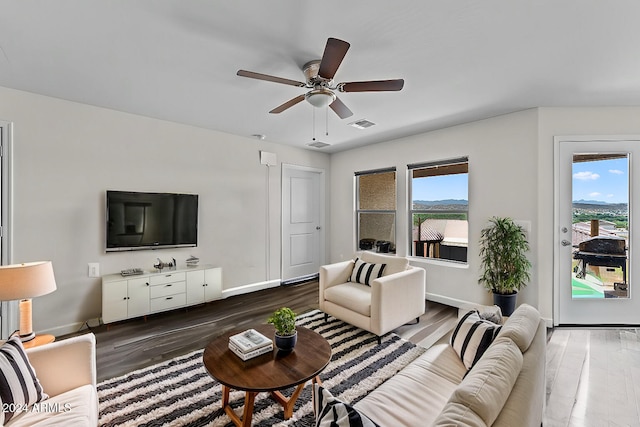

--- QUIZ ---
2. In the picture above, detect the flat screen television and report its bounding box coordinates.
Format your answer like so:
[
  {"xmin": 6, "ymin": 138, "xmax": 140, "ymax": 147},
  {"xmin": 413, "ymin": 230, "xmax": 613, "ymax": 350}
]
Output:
[{"xmin": 106, "ymin": 190, "xmax": 198, "ymax": 252}]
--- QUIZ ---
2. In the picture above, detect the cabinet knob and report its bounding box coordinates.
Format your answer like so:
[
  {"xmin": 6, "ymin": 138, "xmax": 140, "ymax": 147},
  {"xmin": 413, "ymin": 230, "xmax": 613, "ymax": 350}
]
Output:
[
  {"xmin": 146, "ymin": 283, "xmax": 150, "ymax": 286},
  {"xmin": 166, "ymin": 297, "xmax": 173, "ymax": 300},
  {"xmin": 123, "ymin": 297, "xmax": 127, "ymax": 300},
  {"xmin": 166, "ymin": 284, "xmax": 172, "ymax": 287}
]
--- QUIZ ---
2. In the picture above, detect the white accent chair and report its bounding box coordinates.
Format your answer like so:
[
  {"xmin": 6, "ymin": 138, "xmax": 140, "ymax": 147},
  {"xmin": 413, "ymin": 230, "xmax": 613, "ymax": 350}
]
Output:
[
  {"xmin": 8, "ymin": 333, "xmax": 98, "ymax": 426},
  {"xmin": 319, "ymin": 252, "xmax": 426, "ymax": 343}
]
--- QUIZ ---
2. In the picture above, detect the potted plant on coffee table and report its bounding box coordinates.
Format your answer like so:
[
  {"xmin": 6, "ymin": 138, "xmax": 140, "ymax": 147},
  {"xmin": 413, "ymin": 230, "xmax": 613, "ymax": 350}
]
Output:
[
  {"xmin": 478, "ymin": 216, "xmax": 531, "ymax": 316},
  {"xmin": 267, "ymin": 307, "xmax": 298, "ymax": 352}
]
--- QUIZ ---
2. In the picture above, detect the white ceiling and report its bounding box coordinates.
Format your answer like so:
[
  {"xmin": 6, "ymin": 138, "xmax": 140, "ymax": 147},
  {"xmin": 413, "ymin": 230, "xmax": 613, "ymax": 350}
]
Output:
[{"xmin": 1, "ymin": 1, "xmax": 639, "ymax": 153}]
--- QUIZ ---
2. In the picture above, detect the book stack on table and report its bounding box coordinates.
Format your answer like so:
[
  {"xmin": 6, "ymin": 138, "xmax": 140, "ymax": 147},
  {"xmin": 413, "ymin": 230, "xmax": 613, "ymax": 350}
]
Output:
[{"xmin": 228, "ymin": 328, "xmax": 273, "ymax": 361}]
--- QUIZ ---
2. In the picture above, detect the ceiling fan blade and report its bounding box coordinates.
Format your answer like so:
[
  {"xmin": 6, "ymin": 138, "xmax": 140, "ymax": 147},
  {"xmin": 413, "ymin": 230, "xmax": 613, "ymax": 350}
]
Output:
[
  {"xmin": 340, "ymin": 79, "xmax": 405, "ymax": 92},
  {"xmin": 329, "ymin": 96, "xmax": 353, "ymax": 119},
  {"xmin": 237, "ymin": 70, "xmax": 306, "ymax": 87},
  {"xmin": 318, "ymin": 38, "xmax": 350, "ymax": 80},
  {"xmin": 269, "ymin": 94, "xmax": 306, "ymax": 114}
]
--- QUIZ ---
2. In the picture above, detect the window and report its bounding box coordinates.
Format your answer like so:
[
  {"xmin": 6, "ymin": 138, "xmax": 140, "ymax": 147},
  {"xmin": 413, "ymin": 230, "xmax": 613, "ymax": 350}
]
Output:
[
  {"xmin": 356, "ymin": 168, "xmax": 396, "ymax": 253},
  {"xmin": 409, "ymin": 157, "xmax": 468, "ymax": 263}
]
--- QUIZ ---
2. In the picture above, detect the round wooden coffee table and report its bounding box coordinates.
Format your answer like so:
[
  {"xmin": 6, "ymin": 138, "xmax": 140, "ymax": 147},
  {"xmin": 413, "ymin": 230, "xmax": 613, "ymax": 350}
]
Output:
[{"xmin": 203, "ymin": 324, "xmax": 332, "ymax": 426}]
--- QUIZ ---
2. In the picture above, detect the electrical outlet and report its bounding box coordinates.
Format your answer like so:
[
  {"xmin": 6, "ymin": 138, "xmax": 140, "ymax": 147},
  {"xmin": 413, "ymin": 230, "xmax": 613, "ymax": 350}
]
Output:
[{"xmin": 88, "ymin": 263, "xmax": 100, "ymax": 278}]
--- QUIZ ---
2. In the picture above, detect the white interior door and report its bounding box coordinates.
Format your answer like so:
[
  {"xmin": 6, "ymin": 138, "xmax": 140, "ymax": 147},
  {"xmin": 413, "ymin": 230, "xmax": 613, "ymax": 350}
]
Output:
[
  {"xmin": 282, "ymin": 165, "xmax": 325, "ymax": 281},
  {"xmin": 556, "ymin": 137, "xmax": 640, "ymax": 324}
]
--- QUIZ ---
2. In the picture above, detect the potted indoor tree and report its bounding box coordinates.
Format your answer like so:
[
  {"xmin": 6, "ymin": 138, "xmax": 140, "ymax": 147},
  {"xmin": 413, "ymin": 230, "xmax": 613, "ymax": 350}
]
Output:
[
  {"xmin": 267, "ymin": 307, "xmax": 297, "ymax": 352},
  {"xmin": 478, "ymin": 216, "xmax": 531, "ymax": 316}
]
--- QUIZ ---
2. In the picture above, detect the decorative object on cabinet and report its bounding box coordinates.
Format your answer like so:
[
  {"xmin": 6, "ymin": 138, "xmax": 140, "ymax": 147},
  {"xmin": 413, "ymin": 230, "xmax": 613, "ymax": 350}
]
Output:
[
  {"xmin": 186, "ymin": 255, "xmax": 200, "ymax": 266},
  {"xmin": 0, "ymin": 261, "xmax": 57, "ymax": 342}
]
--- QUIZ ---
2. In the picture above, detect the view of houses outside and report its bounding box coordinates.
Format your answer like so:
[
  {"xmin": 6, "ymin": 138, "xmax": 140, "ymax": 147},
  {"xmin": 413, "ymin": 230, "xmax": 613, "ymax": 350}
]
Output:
[
  {"xmin": 411, "ymin": 171, "xmax": 468, "ymax": 263},
  {"xmin": 572, "ymin": 155, "xmax": 629, "ymax": 299}
]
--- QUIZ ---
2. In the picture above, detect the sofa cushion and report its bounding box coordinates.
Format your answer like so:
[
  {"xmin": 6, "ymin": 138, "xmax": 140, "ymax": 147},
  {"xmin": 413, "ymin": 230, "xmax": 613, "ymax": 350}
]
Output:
[
  {"xmin": 0, "ymin": 337, "xmax": 48, "ymax": 424},
  {"xmin": 324, "ymin": 283, "xmax": 372, "ymax": 317},
  {"xmin": 355, "ymin": 349, "xmax": 460, "ymax": 427},
  {"xmin": 349, "ymin": 258, "xmax": 386, "ymax": 286},
  {"xmin": 360, "ymin": 252, "xmax": 408, "ymax": 275},
  {"xmin": 431, "ymin": 402, "xmax": 487, "ymax": 427},
  {"xmin": 496, "ymin": 304, "xmax": 541, "ymax": 352},
  {"xmin": 314, "ymin": 384, "xmax": 379, "ymax": 427},
  {"xmin": 441, "ymin": 337, "xmax": 523, "ymax": 426},
  {"xmin": 450, "ymin": 310, "xmax": 502, "ymax": 370}
]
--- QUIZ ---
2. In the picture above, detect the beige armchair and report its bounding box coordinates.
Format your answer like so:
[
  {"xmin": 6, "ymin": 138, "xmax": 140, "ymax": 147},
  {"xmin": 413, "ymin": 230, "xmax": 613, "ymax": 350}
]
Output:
[
  {"xmin": 319, "ymin": 252, "xmax": 426, "ymax": 343},
  {"xmin": 7, "ymin": 333, "xmax": 98, "ymax": 426}
]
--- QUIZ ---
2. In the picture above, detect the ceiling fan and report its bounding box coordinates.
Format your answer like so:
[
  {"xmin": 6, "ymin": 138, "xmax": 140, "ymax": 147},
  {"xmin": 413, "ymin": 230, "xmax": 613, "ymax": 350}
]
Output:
[{"xmin": 236, "ymin": 37, "xmax": 404, "ymax": 119}]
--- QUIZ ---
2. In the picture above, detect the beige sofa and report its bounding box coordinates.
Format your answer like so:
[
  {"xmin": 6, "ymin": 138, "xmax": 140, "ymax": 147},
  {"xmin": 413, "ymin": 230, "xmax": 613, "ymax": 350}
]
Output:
[
  {"xmin": 7, "ymin": 333, "xmax": 98, "ymax": 426},
  {"xmin": 319, "ymin": 252, "xmax": 426, "ymax": 341},
  {"xmin": 353, "ymin": 304, "xmax": 546, "ymax": 427}
]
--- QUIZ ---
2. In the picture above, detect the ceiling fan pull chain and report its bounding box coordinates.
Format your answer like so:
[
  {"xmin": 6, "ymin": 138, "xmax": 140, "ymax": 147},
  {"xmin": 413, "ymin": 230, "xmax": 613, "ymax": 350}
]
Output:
[
  {"xmin": 312, "ymin": 107, "xmax": 316, "ymax": 141},
  {"xmin": 326, "ymin": 105, "xmax": 329, "ymax": 137}
]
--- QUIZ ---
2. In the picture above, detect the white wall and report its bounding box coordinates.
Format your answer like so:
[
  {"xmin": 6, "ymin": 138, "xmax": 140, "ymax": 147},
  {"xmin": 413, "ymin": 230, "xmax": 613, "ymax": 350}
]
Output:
[
  {"xmin": 536, "ymin": 107, "xmax": 640, "ymax": 324},
  {"xmin": 0, "ymin": 86, "xmax": 330, "ymax": 336},
  {"xmin": 330, "ymin": 109, "xmax": 540, "ymax": 310}
]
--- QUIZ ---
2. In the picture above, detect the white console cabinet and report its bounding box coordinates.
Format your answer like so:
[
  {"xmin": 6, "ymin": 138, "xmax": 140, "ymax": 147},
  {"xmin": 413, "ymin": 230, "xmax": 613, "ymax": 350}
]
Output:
[{"xmin": 102, "ymin": 265, "xmax": 222, "ymax": 324}]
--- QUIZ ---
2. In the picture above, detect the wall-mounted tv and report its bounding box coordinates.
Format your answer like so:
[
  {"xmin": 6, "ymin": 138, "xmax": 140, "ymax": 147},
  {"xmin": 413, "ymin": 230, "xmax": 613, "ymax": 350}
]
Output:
[{"xmin": 106, "ymin": 190, "xmax": 198, "ymax": 252}]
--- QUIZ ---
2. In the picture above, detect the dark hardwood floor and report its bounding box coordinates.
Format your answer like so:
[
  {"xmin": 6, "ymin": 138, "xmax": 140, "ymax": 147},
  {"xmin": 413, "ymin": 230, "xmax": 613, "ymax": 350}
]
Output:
[{"xmin": 87, "ymin": 280, "xmax": 457, "ymax": 382}]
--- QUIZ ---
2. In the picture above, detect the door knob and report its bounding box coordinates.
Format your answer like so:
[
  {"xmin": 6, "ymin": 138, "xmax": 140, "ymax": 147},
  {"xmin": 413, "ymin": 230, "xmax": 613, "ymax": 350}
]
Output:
[{"xmin": 561, "ymin": 240, "xmax": 572, "ymax": 246}]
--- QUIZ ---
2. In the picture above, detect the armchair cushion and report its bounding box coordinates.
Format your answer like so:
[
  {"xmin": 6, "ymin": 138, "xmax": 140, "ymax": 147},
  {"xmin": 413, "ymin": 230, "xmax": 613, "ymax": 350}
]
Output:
[
  {"xmin": 324, "ymin": 283, "xmax": 372, "ymax": 317},
  {"xmin": 349, "ymin": 258, "xmax": 386, "ymax": 286},
  {"xmin": 360, "ymin": 252, "xmax": 408, "ymax": 275},
  {"xmin": 0, "ymin": 337, "xmax": 48, "ymax": 424}
]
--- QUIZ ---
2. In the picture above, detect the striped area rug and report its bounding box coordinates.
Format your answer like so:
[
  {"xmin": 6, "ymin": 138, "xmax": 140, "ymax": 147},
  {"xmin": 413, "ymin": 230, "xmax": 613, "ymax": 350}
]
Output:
[{"xmin": 98, "ymin": 310, "xmax": 425, "ymax": 426}]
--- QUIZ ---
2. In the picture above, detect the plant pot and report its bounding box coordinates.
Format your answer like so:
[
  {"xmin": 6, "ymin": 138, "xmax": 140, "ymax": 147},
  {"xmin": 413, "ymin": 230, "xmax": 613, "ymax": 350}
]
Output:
[
  {"xmin": 493, "ymin": 291, "xmax": 518, "ymax": 317},
  {"xmin": 274, "ymin": 330, "xmax": 297, "ymax": 352}
]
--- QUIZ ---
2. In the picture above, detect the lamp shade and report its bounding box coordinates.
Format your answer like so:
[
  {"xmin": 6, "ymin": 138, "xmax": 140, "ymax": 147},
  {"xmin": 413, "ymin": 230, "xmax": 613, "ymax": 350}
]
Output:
[{"xmin": 0, "ymin": 261, "xmax": 57, "ymax": 300}]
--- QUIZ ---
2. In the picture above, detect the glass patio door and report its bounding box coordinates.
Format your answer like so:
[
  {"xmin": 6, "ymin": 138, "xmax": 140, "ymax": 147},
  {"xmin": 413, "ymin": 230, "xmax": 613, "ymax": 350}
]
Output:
[{"xmin": 556, "ymin": 138, "xmax": 640, "ymax": 324}]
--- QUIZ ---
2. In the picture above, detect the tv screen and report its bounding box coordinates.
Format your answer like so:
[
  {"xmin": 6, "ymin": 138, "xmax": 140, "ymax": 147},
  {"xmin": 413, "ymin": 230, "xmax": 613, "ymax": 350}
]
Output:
[{"xmin": 106, "ymin": 191, "xmax": 198, "ymax": 252}]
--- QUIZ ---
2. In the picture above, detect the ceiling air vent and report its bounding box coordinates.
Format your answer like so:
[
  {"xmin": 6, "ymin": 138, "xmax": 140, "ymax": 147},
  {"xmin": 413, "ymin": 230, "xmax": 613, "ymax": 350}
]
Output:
[
  {"xmin": 307, "ymin": 141, "xmax": 331, "ymax": 148},
  {"xmin": 348, "ymin": 119, "xmax": 376, "ymax": 130}
]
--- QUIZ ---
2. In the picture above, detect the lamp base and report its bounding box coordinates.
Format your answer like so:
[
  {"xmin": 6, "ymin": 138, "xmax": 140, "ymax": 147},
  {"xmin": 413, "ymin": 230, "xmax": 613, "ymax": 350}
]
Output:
[
  {"xmin": 19, "ymin": 331, "xmax": 36, "ymax": 342},
  {"xmin": 19, "ymin": 298, "xmax": 35, "ymax": 342}
]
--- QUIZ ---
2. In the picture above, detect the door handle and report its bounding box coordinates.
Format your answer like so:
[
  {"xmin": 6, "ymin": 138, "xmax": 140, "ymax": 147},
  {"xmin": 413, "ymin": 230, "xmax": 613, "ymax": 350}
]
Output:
[{"xmin": 561, "ymin": 240, "xmax": 572, "ymax": 247}]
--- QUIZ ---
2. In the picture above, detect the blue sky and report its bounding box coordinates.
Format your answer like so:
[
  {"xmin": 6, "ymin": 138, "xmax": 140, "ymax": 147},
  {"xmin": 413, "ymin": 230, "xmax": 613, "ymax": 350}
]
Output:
[
  {"xmin": 573, "ymin": 157, "xmax": 628, "ymax": 203},
  {"xmin": 412, "ymin": 174, "xmax": 468, "ymax": 201}
]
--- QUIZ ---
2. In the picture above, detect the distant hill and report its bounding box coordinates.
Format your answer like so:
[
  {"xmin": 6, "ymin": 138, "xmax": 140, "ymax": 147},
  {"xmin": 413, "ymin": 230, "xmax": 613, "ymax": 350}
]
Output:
[
  {"xmin": 414, "ymin": 199, "xmax": 468, "ymax": 206},
  {"xmin": 573, "ymin": 199, "xmax": 610, "ymax": 205}
]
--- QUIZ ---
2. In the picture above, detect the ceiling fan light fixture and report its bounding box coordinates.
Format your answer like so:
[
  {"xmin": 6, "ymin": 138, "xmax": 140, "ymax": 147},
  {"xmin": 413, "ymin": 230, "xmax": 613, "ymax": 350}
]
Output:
[{"xmin": 305, "ymin": 88, "xmax": 336, "ymax": 108}]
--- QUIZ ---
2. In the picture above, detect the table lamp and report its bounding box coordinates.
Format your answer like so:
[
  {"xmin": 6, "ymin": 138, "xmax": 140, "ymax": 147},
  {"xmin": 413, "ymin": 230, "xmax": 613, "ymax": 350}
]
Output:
[{"xmin": 0, "ymin": 261, "xmax": 57, "ymax": 342}]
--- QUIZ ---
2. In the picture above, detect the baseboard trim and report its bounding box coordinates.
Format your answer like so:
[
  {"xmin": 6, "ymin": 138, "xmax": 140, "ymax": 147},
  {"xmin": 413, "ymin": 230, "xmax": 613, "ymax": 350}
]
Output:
[
  {"xmin": 426, "ymin": 293, "xmax": 477, "ymax": 309},
  {"xmin": 40, "ymin": 317, "xmax": 101, "ymax": 338},
  {"xmin": 222, "ymin": 279, "xmax": 281, "ymax": 299}
]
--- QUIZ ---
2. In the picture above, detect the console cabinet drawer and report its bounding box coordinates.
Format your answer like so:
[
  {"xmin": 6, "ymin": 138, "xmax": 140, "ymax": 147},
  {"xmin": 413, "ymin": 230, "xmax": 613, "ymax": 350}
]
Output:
[
  {"xmin": 150, "ymin": 293, "xmax": 186, "ymax": 312},
  {"xmin": 149, "ymin": 281, "xmax": 186, "ymax": 299},
  {"xmin": 150, "ymin": 272, "xmax": 186, "ymax": 285}
]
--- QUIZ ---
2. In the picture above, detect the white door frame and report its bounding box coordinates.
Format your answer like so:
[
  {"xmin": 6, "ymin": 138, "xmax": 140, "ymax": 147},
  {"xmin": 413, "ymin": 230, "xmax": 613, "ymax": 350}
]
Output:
[
  {"xmin": 281, "ymin": 164, "xmax": 326, "ymax": 282},
  {"xmin": 0, "ymin": 121, "xmax": 14, "ymax": 338},
  {"xmin": 554, "ymin": 135, "xmax": 640, "ymax": 325}
]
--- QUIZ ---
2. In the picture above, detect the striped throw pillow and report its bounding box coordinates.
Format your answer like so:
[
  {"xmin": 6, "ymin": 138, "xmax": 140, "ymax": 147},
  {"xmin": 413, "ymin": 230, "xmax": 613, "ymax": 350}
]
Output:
[
  {"xmin": 349, "ymin": 258, "xmax": 386, "ymax": 286},
  {"xmin": 450, "ymin": 310, "xmax": 502, "ymax": 370},
  {"xmin": 0, "ymin": 336, "xmax": 48, "ymax": 423},
  {"xmin": 314, "ymin": 384, "xmax": 380, "ymax": 427}
]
